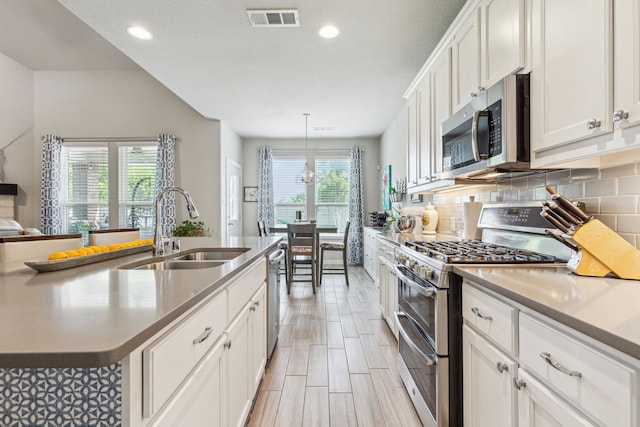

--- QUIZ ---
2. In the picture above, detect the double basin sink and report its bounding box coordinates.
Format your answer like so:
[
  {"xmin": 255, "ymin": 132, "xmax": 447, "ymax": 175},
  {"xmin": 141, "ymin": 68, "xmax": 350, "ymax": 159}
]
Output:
[{"xmin": 118, "ymin": 247, "xmax": 250, "ymax": 270}]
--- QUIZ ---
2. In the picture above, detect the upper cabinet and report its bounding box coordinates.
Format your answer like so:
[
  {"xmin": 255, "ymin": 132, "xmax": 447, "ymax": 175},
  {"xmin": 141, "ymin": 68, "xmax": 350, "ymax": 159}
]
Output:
[
  {"xmin": 430, "ymin": 48, "xmax": 452, "ymax": 182},
  {"xmin": 452, "ymin": 0, "xmax": 526, "ymax": 113},
  {"xmin": 530, "ymin": 0, "xmax": 613, "ymax": 152},
  {"xmin": 530, "ymin": 0, "xmax": 640, "ymax": 166}
]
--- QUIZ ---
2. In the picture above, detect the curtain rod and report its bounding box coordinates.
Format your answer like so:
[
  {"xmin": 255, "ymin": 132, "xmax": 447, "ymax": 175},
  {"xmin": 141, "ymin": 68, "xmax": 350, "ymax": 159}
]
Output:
[{"xmin": 61, "ymin": 137, "xmax": 159, "ymax": 143}]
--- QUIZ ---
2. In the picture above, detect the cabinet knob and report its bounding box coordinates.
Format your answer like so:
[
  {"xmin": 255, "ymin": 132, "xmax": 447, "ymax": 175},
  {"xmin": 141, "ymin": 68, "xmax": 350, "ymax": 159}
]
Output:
[
  {"xmin": 587, "ymin": 119, "xmax": 601, "ymax": 129},
  {"xmin": 496, "ymin": 362, "xmax": 509, "ymax": 373},
  {"xmin": 224, "ymin": 340, "xmax": 232, "ymax": 350},
  {"xmin": 470, "ymin": 91, "xmax": 478, "ymax": 98},
  {"xmin": 513, "ymin": 378, "xmax": 526, "ymax": 390},
  {"xmin": 613, "ymin": 110, "xmax": 629, "ymax": 122},
  {"xmin": 478, "ymin": 86, "xmax": 485, "ymax": 93}
]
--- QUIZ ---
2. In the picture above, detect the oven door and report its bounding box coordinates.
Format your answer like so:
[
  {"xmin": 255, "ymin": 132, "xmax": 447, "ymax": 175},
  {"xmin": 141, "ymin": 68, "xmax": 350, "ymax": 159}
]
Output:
[
  {"xmin": 395, "ymin": 264, "xmax": 448, "ymax": 355},
  {"xmin": 396, "ymin": 311, "xmax": 449, "ymax": 427}
]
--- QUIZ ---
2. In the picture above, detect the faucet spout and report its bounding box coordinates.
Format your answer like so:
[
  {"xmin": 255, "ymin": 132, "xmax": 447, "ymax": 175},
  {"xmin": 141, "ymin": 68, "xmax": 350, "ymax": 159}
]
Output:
[{"xmin": 154, "ymin": 186, "xmax": 200, "ymax": 256}]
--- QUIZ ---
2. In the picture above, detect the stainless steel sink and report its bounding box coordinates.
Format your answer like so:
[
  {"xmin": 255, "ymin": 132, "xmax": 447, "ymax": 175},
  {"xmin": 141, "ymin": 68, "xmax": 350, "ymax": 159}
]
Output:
[
  {"xmin": 129, "ymin": 260, "xmax": 226, "ymax": 270},
  {"xmin": 118, "ymin": 247, "xmax": 250, "ymax": 270},
  {"xmin": 172, "ymin": 247, "xmax": 250, "ymax": 261}
]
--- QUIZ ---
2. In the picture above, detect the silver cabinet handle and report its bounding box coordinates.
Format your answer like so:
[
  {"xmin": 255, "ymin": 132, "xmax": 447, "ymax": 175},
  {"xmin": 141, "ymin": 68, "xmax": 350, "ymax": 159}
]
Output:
[
  {"xmin": 539, "ymin": 352, "xmax": 582, "ymax": 377},
  {"xmin": 513, "ymin": 378, "xmax": 526, "ymax": 390},
  {"xmin": 193, "ymin": 326, "xmax": 213, "ymax": 344},
  {"xmin": 496, "ymin": 362, "xmax": 509, "ymax": 373},
  {"xmin": 613, "ymin": 110, "xmax": 629, "ymax": 122},
  {"xmin": 471, "ymin": 307, "xmax": 492, "ymax": 321},
  {"xmin": 478, "ymin": 86, "xmax": 485, "ymax": 93},
  {"xmin": 587, "ymin": 119, "xmax": 601, "ymax": 129},
  {"xmin": 224, "ymin": 340, "xmax": 232, "ymax": 350},
  {"xmin": 470, "ymin": 91, "xmax": 478, "ymax": 98}
]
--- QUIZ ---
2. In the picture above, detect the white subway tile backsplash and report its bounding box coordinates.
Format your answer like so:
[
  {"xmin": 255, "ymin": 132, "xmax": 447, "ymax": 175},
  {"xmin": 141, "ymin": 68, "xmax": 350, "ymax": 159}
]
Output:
[
  {"xmin": 580, "ymin": 197, "xmax": 600, "ymax": 214},
  {"xmin": 527, "ymin": 173, "xmax": 547, "ymax": 188},
  {"xmin": 557, "ymin": 183, "xmax": 584, "ymax": 199},
  {"xmin": 546, "ymin": 170, "xmax": 571, "ymax": 186},
  {"xmin": 518, "ymin": 189, "xmax": 535, "ymax": 201},
  {"xmin": 593, "ymin": 214, "xmax": 616, "ymax": 229},
  {"xmin": 617, "ymin": 215, "xmax": 640, "ymax": 234},
  {"xmin": 600, "ymin": 162, "xmax": 636, "ymax": 179},
  {"xmin": 570, "ymin": 169, "xmax": 599, "ymax": 182},
  {"xmin": 585, "ymin": 178, "xmax": 616, "ymax": 197},
  {"xmin": 618, "ymin": 176, "xmax": 640, "ymax": 195},
  {"xmin": 617, "ymin": 233, "xmax": 636, "ymax": 246},
  {"xmin": 600, "ymin": 196, "xmax": 637, "ymax": 214}
]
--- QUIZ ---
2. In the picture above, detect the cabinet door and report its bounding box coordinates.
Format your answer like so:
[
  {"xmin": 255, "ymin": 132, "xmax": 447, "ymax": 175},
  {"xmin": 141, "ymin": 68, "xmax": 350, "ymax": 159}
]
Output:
[
  {"xmin": 463, "ymin": 325, "xmax": 517, "ymax": 427},
  {"xmin": 151, "ymin": 337, "xmax": 226, "ymax": 427},
  {"xmin": 386, "ymin": 264, "xmax": 398, "ymax": 339},
  {"xmin": 481, "ymin": 0, "xmax": 525, "ymax": 87},
  {"xmin": 430, "ymin": 48, "xmax": 452, "ymax": 181},
  {"xmin": 613, "ymin": 0, "xmax": 640, "ymax": 129},
  {"xmin": 417, "ymin": 77, "xmax": 432, "ymax": 183},
  {"xmin": 225, "ymin": 304, "xmax": 251, "ymax": 427},
  {"xmin": 452, "ymin": 9, "xmax": 482, "ymax": 113},
  {"xmin": 406, "ymin": 93, "xmax": 419, "ymax": 187},
  {"xmin": 249, "ymin": 283, "xmax": 267, "ymax": 394},
  {"xmin": 517, "ymin": 369, "xmax": 595, "ymax": 427},
  {"xmin": 530, "ymin": 0, "xmax": 613, "ymax": 152},
  {"xmin": 378, "ymin": 257, "xmax": 388, "ymax": 319}
]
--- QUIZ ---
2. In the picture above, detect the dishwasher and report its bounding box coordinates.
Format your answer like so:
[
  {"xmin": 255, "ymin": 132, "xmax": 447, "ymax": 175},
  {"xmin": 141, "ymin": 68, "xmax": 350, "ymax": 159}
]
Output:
[{"xmin": 266, "ymin": 248, "xmax": 285, "ymax": 363}]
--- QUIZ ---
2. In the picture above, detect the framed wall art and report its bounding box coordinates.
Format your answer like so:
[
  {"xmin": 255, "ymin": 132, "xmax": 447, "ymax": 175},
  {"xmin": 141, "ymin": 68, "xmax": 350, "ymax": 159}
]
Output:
[{"xmin": 243, "ymin": 186, "xmax": 258, "ymax": 202}]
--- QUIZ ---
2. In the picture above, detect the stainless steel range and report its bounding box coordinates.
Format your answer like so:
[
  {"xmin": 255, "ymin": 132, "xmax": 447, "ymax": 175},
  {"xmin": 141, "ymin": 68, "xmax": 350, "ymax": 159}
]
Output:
[{"xmin": 394, "ymin": 202, "xmax": 572, "ymax": 427}]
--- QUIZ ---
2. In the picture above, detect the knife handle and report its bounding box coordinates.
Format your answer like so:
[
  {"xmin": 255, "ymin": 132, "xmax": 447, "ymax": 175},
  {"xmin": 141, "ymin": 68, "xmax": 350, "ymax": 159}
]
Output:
[
  {"xmin": 542, "ymin": 207, "xmax": 572, "ymax": 230},
  {"xmin": 545, "ymin": 229, "xmax": 578, "ymax": 251},
  {"xmin": 552, "ymin": 194, "xmax": 591, "ymax": 223},
  {"xmin": 540, "ymin": 211, "xmax": 570, "ymax": 234}
]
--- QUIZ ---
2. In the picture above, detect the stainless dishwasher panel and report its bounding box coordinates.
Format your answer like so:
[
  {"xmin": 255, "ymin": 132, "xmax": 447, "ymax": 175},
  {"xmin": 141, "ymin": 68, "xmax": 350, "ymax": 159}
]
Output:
[{"xmin": 267, "ymin": 248, "xmax": 284, "ymax": 362}]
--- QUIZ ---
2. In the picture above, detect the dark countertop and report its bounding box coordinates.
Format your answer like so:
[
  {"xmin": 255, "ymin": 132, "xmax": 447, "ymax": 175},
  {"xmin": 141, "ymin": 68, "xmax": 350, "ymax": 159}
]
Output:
[
  {"xmin": 454, "ymin": 265, "xmax": 640, "ymax": 361},
  {"xmin": 0, "ymin": 236, "xmax": 281, "ymax": 368}
]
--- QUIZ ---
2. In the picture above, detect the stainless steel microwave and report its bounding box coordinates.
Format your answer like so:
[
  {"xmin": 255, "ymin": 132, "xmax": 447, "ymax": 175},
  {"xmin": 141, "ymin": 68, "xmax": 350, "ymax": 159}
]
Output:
[{"xmin": 441, "ymin": 74, "xmax": 530, "ymax": 180}]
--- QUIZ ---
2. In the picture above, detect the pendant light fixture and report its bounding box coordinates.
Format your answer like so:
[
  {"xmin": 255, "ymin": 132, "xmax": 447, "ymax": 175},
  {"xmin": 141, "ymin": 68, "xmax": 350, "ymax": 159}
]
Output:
[{"xmin": 297, "ymin": 113, "xmax": 316, "ymax": 184}]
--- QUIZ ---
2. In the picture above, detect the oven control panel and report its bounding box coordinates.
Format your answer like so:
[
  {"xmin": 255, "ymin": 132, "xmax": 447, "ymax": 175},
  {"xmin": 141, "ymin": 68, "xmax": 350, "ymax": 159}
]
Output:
[{"xmin": 395, "ymin": 250, "xmax": 438, "ymax": 283}]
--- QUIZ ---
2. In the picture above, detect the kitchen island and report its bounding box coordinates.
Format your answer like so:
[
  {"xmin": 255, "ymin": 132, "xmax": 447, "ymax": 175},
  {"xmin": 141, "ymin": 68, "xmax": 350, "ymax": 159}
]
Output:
[{"xmin": 0, "ymin": 236, "xmax": 281, "ymax": 426}]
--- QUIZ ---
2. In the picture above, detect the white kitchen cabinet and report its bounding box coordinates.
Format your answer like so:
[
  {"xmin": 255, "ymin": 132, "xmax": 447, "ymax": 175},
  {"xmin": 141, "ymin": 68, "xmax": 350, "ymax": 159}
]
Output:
[
  {"xmin": 480, "ymin": 0, "xmax": 526, "ymax": 88},
  {"xmin": 452, "ymin": 0, "xmax": 526, "ymax": 114},
  {"xmin": 377, "ymin": 238, "xmax": 398, "ymax": 339},
  {"xmin": 452, "ymin": 9, "xmax": 482, "ymax": 113},
  {"xmin": 516, "ymin": 369, "xmax": 595, "ymax": 427},
  {"xmin": 225, "ymin": 299, "xmax": 252, "ymax": 427},
  {"xmin": 377, "ymin": 253, "xmax": 388, "ymax": 321},
  {"xmin": 249, "ymin": 283, "xmax": 267, "ymax": 394},
  {"xmin": 417, "ymin": 76, "xmax": 433, "ymax": 183},
  {"xmin": 430, "ymin": 48, "xmax": 452, "ymax": 182},
  {"xmin": 530, "ymin": 0, "xmax": 613, "ymax": 152},
  {"xmin": 150, "ymin": 336, "xmax": 226, "ymax": 427},
  {"xmin": 406, "ymin": 93, "xmax": 419, "ymax": 187},
  {"xmin": 613, "ymin": 0, "xmax": 640, "ymax": 130},
  {"xmin": 363, "ymin": 227, "xmax": 379, "ymax": 281},
  {"xmin": 463, "ymin": 324, "xmax": 517, "ymax": 427}
]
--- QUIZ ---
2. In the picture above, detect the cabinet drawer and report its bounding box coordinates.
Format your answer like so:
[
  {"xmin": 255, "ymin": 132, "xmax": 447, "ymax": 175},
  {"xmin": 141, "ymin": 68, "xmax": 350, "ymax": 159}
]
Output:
[
  {"xmin": 519, "ymin": 313, "xmax": 636, "ymax": 427},
  {"xmin": 228, "ymin": 258, "xmax": 266, "ymax": 319},
  {"xmin": 463, "ymin": 284, "xmax": 515, "ymax": 352},
  {"xmin": 144, "ymin": 291, "xmax": 227, "ymax": 417}
]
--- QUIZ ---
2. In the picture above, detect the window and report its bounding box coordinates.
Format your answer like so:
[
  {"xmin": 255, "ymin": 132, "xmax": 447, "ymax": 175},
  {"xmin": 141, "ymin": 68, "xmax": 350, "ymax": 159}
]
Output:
[
  {"xmin": 61, "ymin": 143, "xmax": 157, "ymax": 242},
  {"xmin": 272, "ymin": 153, "xmax": 350, "ymax": 230}
]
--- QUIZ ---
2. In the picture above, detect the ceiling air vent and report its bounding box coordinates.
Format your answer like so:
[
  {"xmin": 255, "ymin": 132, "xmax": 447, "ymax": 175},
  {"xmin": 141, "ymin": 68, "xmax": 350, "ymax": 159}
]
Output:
[{"xmin": 246, "ymin": 9, "xmax": 299, "ymax": 27}]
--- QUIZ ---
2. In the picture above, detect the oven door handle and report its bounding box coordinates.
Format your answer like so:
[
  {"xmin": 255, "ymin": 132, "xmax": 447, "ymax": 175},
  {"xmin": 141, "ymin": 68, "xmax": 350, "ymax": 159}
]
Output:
[
  {"xmin": 395, "ymin": 311, "xmax": 437, "ymax": 366},
  {"xmin": 394, "ymin": 265, "xmax": 436, "ymax": 298}
]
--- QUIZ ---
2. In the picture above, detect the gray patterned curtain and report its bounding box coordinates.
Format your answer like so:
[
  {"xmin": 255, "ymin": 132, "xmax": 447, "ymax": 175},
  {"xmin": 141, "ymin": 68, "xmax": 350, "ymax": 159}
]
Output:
[
  {"xmin": 40, "ymin": 135, "xmax": 63, "ymax": 235},
  {"xmin": 348, "ymin": 146, "xmax": 365, "ymax": 264},
  {"xmin": 155, "ymin": 134, "xmax": 177, "ymax": 236},
  {"xmin": 257, "ymin": 146, "xmax": 274, "ymax": 228}
]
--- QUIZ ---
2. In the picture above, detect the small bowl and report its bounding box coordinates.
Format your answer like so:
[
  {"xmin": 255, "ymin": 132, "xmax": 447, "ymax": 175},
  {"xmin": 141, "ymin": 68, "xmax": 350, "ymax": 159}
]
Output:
[{"xmin": 396, "ymin": 216, "xmax": 416, "ymax": 233}]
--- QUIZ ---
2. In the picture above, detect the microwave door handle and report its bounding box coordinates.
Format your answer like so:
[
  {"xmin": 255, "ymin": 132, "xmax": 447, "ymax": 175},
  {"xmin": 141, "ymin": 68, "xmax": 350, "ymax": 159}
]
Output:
[{"xmin": 471, "ymin": 110, "xmax": 482, "ymax": 162}]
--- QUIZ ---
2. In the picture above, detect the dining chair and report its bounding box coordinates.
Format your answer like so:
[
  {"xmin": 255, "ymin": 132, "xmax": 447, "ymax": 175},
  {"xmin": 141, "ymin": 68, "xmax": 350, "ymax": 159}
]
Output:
[
  {"xmin": 319, "ymin": 221, "xmax": 350, "ymax": 286},
  {"xmin": 258, "ymin": 220, "xmax": 288, "ymax": 282},
  {"xmin": 286, "ymin": 223, "xmax": 317, "ymax": 294}
]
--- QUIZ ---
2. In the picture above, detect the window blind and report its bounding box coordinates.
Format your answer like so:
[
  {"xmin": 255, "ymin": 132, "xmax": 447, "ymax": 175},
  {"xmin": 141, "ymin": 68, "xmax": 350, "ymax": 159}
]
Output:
[
  {"xmin": 315, "ymin": 157, "xmax": 350, "ymax": 229},
  {"xmin": 273, "ymin": 157, "xmax": 307, "ymax": 224},
  {"xmin": 118, "ymin": 146, "xmax": 157, "ymax": 238}
]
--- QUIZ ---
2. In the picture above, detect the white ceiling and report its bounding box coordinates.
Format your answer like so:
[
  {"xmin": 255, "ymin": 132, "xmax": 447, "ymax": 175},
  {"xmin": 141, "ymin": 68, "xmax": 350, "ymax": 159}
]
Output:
[{"xmin": 1, "ymin": 0, "xmax": 466, "ymax": 139}]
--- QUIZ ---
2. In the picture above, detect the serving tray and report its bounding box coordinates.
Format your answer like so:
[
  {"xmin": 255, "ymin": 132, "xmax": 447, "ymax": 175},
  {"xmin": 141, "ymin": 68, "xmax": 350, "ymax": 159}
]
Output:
[{"xmin": 24, "ymin": 244, "xmax": 153, "ymax": 273}]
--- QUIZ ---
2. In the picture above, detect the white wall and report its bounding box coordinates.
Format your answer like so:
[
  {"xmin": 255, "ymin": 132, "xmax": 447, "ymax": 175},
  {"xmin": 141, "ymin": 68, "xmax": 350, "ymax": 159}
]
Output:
[
  {"xmin": 242, "ymin": 137, "xmax": 381, "ymax": 236},
  {"xmin": 0, "ymin": 53, "xmax": 35, "ymax": 225},
  {"xmin": 220, "ymin": 121, "xmax": 243, "ymax": 238},
  {"xmin": 31, "ymin": 70, "xmax": 222, "ymax": 233},
  {"xmin": 380, "ymin": 106, "xmax": 407, "ymax": 188}
]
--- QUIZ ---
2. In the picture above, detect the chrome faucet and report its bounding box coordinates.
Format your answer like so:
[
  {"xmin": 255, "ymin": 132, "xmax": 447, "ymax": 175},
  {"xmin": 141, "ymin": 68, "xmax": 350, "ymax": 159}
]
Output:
[{"xmin": 154, "ymin": 186, "xmax": 200, "ymax": 256}]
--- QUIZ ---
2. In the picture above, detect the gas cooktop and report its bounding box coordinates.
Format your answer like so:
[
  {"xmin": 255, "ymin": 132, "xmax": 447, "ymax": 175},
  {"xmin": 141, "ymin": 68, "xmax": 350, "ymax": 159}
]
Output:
[{"xmin": 404, "ymin": 240, "xmax": 557, "ymax": 264}]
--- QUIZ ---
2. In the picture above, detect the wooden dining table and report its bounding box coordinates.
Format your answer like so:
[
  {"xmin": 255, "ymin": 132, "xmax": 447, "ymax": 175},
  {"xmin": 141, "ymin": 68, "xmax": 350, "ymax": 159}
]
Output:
[{"xmin": 268, "ymin": 224, "xmax": 338, "ymax": 280}]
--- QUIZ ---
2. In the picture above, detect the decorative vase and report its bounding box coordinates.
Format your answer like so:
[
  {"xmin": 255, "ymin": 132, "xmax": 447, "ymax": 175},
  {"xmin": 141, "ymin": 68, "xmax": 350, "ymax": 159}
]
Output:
[{"xmin": 421, "ymin": 203, "xmax": 439, "ymax": 235}]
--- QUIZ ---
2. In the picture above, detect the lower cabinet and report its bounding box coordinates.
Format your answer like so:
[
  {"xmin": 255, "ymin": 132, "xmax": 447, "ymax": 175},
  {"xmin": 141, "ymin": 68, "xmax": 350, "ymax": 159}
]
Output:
[
  {"xmin": 127, "ymin": 257, "xmax": 268, "ymax": 427},
  {"xmin": 363, "ymin": 227, "xmax": 380, "ymax": 281},
  {"xmin": 463, "ymin": 325, "xmax": 517, "ymax": 427},
  {"xmin": 377, "ymin": 238, "xmax": 398, "ymax": 339},
  {"xmin": 462, "ymin": 281, "xmax": 639, "ymax": 427}
]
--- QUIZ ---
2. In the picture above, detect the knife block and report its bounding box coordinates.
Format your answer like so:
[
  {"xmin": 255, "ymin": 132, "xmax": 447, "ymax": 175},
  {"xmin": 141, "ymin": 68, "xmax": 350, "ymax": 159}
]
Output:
[{"xmin": 571, "ymin": 219, "xmax": 640, "ymax": 280}]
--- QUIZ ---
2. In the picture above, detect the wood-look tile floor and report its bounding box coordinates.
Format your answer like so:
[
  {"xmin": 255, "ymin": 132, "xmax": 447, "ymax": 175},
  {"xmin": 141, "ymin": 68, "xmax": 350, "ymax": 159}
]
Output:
[{"xmin": 247, "ymin": 267, "xmax": 422, "ymax": 427}]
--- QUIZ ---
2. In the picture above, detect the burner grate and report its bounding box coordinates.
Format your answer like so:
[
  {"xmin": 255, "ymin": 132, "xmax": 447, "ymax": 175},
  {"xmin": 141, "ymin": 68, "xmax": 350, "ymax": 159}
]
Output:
[{"xmin": 405, "ymin": 240, "xmax": 556, "ymax": 264}]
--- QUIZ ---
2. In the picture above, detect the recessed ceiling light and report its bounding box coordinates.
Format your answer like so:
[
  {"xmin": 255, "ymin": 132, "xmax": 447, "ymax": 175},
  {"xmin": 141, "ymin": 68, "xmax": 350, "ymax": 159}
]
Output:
[
  {"xmin": 127, "ymin": 26, "xmax": 153, "ymax": 40},
  {"xmin": 318, "ymin": 25, "xmax": 339, "ymax": 39}
]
